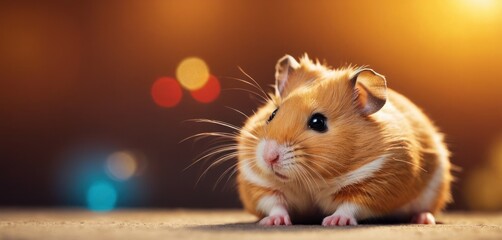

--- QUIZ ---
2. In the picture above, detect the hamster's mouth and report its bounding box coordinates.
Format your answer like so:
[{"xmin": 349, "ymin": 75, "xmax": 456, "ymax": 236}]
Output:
[{"xmin": 274, "ymin": 171, "xmax": 288, "ymax": 180}]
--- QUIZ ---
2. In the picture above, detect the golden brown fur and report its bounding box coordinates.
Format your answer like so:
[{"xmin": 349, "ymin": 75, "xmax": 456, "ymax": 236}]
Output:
[{"xmin": 236, "ymin": 55, "xmax": 452, "ymax": 224}]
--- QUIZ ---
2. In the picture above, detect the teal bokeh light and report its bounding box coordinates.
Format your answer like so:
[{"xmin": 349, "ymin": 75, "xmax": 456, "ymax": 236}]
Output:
[{"xmin": 86, "ymin": 181, "xmax": 117, "ymax": 212}]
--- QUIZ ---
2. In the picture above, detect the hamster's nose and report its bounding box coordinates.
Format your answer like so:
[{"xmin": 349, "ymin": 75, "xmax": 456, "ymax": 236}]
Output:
[
  {"xmin": 263, "ymin": 140, "xmax": 281, "ymax": 166},
  {"xmin": 265, "ymin": 153, "xmax": 280, "ymax": 166}
]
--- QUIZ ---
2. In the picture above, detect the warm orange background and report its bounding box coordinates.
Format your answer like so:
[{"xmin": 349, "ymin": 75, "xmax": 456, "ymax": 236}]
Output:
[{"xmin": 0, "ymin": 0, "xmax": 501, "ymax": 210}]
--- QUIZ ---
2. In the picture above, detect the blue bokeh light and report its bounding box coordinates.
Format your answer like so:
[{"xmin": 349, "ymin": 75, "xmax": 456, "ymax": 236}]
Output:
[
  {"xmin": 56, "ymin": 144, "xmax": 149, "ymax": 210},
  {"xmin": 86, "ymin": 181, "xmax": 117, "ymax": 212}
]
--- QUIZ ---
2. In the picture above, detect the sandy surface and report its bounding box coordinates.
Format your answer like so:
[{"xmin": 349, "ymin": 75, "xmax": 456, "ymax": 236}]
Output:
[{"xmin": 1, "ymin": 209, "xmax": 502, "ymax": 240}]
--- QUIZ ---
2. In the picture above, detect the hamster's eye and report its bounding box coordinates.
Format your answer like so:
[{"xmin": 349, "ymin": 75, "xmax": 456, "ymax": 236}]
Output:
[
  {"xmin": 267, "ymin": 108, "xmax": 278, "ymax": 123},
  {"xmin": 308, "ymin": 113, "xmax": 328, "ymax": 132}
]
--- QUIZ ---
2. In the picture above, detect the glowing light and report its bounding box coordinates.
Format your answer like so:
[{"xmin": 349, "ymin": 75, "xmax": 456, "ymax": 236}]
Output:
[
  {"xmin": 151, "ymin": 77, "xmax": 182, "ymax": 108},
  {"xmin": 460, "ymin": 0, "xmax": 499, "ymax": 16},
  {"xmin": 106, "ymin": 151, "xmax": 138, "ymax": 181},
  {"xmin": 464, "ymin": 134, "xmax": 502, "ymax": 210},
  {"xmin": 464, "ymin": 0, "xmax": 495, "ymax": 9},
  {"xmin": 190, "ymin": 75, "xmax": 221, "ymax": 103},
  {"xmin": 86, "ymin": 181, "xmax": 117, "ymax": 212},
  {"xmin": 176, "ymin": 57, "xmax": 210, "ymax": 90}
]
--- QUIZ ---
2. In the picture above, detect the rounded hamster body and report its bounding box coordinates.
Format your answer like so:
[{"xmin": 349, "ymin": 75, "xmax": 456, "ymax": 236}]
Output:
[{"xmin": 236, "ymin": 55, "xmax": 452, "ymax": 226}]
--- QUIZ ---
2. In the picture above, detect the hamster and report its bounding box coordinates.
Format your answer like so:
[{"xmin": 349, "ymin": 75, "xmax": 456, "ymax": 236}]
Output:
[{"xmin": 236, "ymin": 54, "xmax": 452, "ymax": 226}]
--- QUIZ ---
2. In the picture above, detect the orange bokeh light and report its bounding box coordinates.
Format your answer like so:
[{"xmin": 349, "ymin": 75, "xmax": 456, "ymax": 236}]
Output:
[
  {"xmin": 190, "ymin": 75, "xmax": 220, "ymax": 103},
  {"xmin": 106, "ymin": 151, "xmax": 138, "ymax": 181},
  {"xmin": 151, "ymin": 77, "xmax": 182, "ymax": 108},
  {"xmin": 176, "ymin": 57, "xmax": 210, "ymax": 90}
]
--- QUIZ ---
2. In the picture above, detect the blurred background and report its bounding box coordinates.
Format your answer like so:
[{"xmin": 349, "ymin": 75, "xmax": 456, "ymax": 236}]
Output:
[{"xmin": 0, "ymin": 0, "xmax": 501, "ymax": 211}]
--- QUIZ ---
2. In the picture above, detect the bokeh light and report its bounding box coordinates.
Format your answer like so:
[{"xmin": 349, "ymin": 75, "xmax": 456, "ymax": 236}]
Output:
[
  {"xmin": 464, "ymin": 135, "xmax": 502, "ymax": 210},
  {"xmin": 56, "ymin": 145, "xmax": 149, "ymax": 209},
  {"xmin": 151, "ymin": 77, "xmax": 182, "ymax": 108},
  {"xmin": 459, "ymin": 0, "xmax": 499, "ymax": 18},
  {"xmin": 86, "ymin": 181, "xmax": 117, "ymax": 212},
  {"xmin": 190, "ymin": 75, "xmax": 221, "ymax": 103},
  {"xmin": 106, "ymin": 151, "xmax": 138, "ymax": 181},
  {"xmin": 176, "ymin": 57, "xmax": 210, "ymax": 90},
  {"xmin": 465, "ymin": 0, "xmax": 495, "ymax": 9}
]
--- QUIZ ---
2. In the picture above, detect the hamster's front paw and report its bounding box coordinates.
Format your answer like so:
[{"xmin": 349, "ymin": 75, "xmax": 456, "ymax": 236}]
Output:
[
  {"xmin": 322, "ymin": 214, "xmax": 358, "ymax": 226},
  {"xmin": 258, "ymin": 214, "xmax": 292, "ymax": 226},
  {"xmin": 411, "ymin": 212, "xmax": 436, "ymax": 225}
]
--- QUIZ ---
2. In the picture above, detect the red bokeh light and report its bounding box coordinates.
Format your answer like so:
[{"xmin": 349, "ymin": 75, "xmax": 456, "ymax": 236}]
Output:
[
  {"xmin": 190, "ymin": 75, "xmax": 220, "ymax": 103},
  {"xmin": 151, "ymin": 77, "xmax": 182, "ymax": 108}
]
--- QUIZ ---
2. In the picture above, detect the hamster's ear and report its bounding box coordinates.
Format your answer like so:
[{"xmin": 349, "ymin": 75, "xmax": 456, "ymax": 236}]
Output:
[
  {"xmin": 275, "ymin": 55, "xmax": 300, "ymax": 98},
  {"xmin": 350, "ymin": 68, "xmax": 387, "ymax": 115}
]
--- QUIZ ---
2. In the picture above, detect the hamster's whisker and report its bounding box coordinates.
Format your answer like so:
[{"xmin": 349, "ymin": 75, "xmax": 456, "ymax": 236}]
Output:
[
  {"xmin": 280, "ymin": 162, "xmax": 297, "ymax": 167},
  {"xmin": 213, "ymin": 161, "xmax": 241, "ymax": 190},
  {"xmin": 184, "ymin": 144, "xmax": 239, "ymax": 171},
  {"xmin": 292, "ymin": 146, "xmax": 308, "ymax": 152},
  {"xmin": 187, "ymin": 119, "xmax": 241, "ymax": 131},
  {"xmin": 237, "ymin": 67, "xmax": 273, "ymax": 102},
  {"xmin": 291, "ymin": 165, "xmax": 310, "ymax": 192},
  {"xmin": 291, "ymin": 134, "xmax": 319, "ymax": 146},
  {"xmin": 294, "ymin": 163, "xmax": 318, "ymax": 196},
  {"xmin": 222, "ymin": 75, "xmax": 271, "ymax": 103},
  {"xmin": 297, "ymin": 154, "xmax": 342, "ymax": 176},
  {"xmin": 188, "ymin": 119, "xmax": 258, "ymax": 140},
  {"xmin": 222, "ymin": 88, "xmax": 269, "ymax": 103},
  {"xmin": 224, "ymin": 167, "xmax": 240, "ymax": 189},
  {"xmin": 197, "ymin": 148, "xmax": 255, "ymax": 177},
  {"xmin": 227, "ymin": 159, "xmax": 255, "ymax": 180},
  {"xmin": 222, "ymin": 75, "xmax": 267, "ymax": 98},
  {"xmin": 299, "ymin": 152, "xmax": 344, "ymax": 170},
  {"xmin": 195, "ymin": 144, "xmax": 238, "ymax": 160},
  {"xmin": 303, "ymin": 168, "xmax": 319, "ymax": 197},
  {"xmin": 289, "ymin": 166, "xmax": 303, "ymax": 188},
  {"xmin": 288, "ymin": 130, "xmax": 310, "ymax": 146},
  {"xmin": 223, "ymin": 161, "xmax": 251, "ymax": 189},
  {"xmin": 222, "ymin": 159, "xmax": 259, "ymax": 190},
  {"xmin": 283, "ymin": 149, "xmax": 295, "ymax": 155},
  {"xmin": 298, "ymin": 161, "xmax": 327, "ymax": 187},
  {"xmin": 225, "ymin": 106, "xmax": 251, "ymax": 119},
  {"xmin": 196, "ymin": 152, "xmax": 240, "ymax": 186},
  {"xmin": 281, "ymin": 153, "xmax": 296, "ymax": 162},
  {"xmin": 191, "ymin": 144, "xmax": 236, "ymax": 162},
  {"xmin": 180, "ymin": 132, "xmax": 238, "ymax": 143},
  {"xmin": 300, "ymin": 156, "xmax": 340, "ymax": 178}
]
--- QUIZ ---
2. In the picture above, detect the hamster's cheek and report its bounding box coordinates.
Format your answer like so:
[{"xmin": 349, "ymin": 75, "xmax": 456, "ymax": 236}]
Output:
[{"xmin": 254, "ymin": 139, "xmax": 270, "ymax": 172}]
